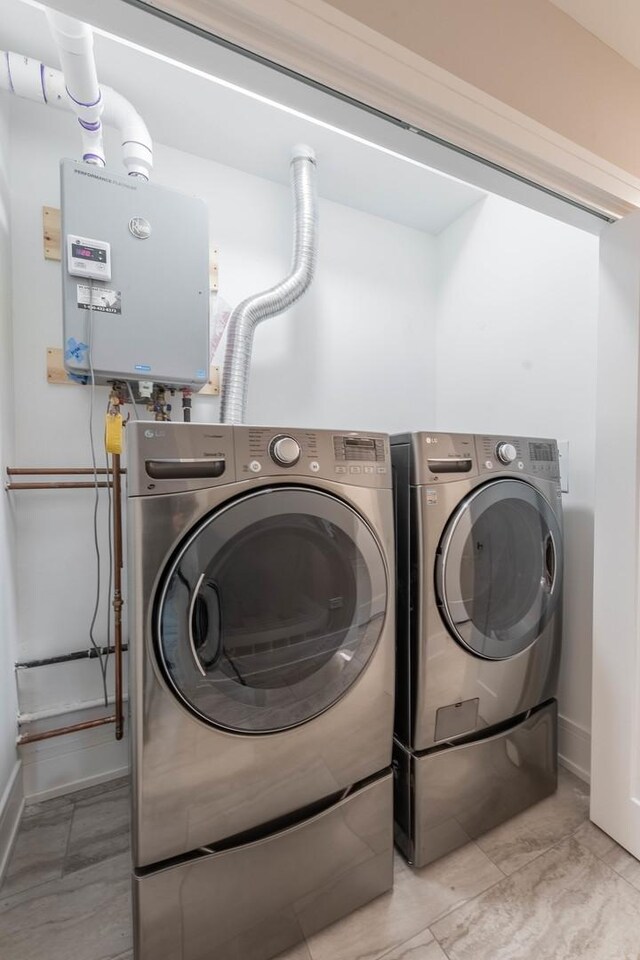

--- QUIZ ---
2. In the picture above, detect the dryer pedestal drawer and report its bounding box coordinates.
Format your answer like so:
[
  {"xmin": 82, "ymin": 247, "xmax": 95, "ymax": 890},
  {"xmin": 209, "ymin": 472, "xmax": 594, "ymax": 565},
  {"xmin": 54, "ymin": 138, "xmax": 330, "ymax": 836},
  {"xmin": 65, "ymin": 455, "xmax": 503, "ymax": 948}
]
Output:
[
  {"xmin": 133, "ymin": 770, "xmax": 393, "ymax": 960},
  {"xmin": 394, "ymin": 700, "xmax": 557, "ymax": 868}
]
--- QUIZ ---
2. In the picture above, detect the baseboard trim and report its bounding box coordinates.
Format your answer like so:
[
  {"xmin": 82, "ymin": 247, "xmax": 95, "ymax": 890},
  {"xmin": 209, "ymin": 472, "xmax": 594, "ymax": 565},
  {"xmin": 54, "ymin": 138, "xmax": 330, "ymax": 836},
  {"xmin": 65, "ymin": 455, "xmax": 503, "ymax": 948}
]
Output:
[
  {"xmin": 20, "ymin": 704, "xmax": 130, "ymax": 803},
  {"xmin": 24, "ymin": 765, "xmax": 130, "ymax": 805},
  {"xmin": 0, "ymin": 760, "xmax": 25, "ymax": 884},
  {"xmin": 558, "ymin": 713, "xmax": 591, "ymax": 784}
]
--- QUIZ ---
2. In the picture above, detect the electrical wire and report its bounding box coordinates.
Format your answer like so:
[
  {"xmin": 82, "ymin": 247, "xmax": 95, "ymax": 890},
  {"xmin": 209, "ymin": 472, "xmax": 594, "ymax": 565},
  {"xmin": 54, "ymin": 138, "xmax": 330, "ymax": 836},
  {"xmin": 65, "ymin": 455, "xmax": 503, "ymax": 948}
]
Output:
[
  {"xmin": 126, "ymin": 379, "xmax": 141, "ymax": 419},
  {"xmin": 86, "ymin": 278, "xmax": 109, "ymax": 708},
  {"xmin": 103, "ymin": 401, "xmax": 114, "ymax": 696}
]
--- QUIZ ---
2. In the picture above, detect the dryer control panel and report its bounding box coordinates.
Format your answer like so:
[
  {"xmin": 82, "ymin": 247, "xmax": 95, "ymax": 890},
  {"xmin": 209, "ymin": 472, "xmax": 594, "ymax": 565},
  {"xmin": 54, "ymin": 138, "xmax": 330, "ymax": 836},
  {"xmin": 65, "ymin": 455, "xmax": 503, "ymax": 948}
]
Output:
[
  {"xmin": 477, "ymin": 435, "xmax": 560, "ymax": 481},
  {"xmin": 396, "ymin": 431, "xmax": 560, "ymax": 485}
]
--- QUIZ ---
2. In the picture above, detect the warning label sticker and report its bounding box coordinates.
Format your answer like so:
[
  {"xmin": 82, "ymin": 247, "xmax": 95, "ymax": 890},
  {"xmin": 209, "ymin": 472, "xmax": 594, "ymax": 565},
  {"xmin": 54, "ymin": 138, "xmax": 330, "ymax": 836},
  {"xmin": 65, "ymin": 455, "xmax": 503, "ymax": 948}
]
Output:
[{"xmin": 77, "ymin": 284, "xmax": 122, "ymax": 315}]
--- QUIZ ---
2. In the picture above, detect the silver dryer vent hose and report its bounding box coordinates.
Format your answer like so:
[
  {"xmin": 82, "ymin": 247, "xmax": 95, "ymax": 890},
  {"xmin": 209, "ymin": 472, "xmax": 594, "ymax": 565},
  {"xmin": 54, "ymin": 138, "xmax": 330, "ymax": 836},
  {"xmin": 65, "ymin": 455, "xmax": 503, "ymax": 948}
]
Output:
[{"xmin": 220, "ymin": 145, "xmax": 318, "ymax": 424}]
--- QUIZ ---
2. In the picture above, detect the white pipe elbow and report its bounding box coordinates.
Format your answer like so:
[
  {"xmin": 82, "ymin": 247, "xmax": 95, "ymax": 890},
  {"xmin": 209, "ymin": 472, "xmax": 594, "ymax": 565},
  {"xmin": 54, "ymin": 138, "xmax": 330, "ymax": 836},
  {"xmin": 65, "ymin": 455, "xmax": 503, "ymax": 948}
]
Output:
[
  {"xmin": 45, "ymin": 10, "xmax": 105, "ymax": 167},
  {"xmin": 1, "ymin": 41, "xmax": 153, "ymax": 179},
  {"xmin": 102, "ymin": 86, "xmax": 153, "ymax": 180}
]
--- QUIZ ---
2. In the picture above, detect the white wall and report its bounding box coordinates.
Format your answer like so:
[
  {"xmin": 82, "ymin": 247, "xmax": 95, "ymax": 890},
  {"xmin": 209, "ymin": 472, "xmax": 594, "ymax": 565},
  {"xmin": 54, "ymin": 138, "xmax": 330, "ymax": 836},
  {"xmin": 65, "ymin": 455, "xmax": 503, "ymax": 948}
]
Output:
[
  {"xmin": 8, "ymin": 99, "xmax": 436, "ymax": 798},
  {"xmin": 6, "ymin": 93, "xmax": 600, "ymax": 795},
  {"xmin": 0, "ymin": 93, "xmax": 21, "ymax": 868},
  {"xmin": 435, "ymin": 194, "xmax": 600, "ymax": 781}
]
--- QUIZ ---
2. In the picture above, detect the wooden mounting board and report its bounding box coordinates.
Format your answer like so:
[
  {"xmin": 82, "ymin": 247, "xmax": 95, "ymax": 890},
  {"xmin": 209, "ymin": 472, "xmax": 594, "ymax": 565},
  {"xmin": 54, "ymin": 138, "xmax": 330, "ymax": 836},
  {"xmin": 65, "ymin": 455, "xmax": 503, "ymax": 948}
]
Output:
[
  {"xmin": 43, "ymin": 206, "xmax": 61, "ymax": 262},
  {"xmin": 47, "ymin": 347, "xmax": 77, "ymax": 385}
]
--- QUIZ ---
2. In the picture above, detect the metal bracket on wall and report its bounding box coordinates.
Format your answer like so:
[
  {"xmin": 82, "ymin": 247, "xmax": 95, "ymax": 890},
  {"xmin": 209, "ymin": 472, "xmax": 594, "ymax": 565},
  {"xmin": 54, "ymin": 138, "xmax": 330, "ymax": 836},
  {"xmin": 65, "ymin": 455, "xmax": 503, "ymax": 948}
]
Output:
[
  {"xmin": 210, "ymin": 247, "xmax": 219, "ymax": 291},
  {"xmin": 198, "ymin": 365, "xmax": 220, "ymax": 396}
]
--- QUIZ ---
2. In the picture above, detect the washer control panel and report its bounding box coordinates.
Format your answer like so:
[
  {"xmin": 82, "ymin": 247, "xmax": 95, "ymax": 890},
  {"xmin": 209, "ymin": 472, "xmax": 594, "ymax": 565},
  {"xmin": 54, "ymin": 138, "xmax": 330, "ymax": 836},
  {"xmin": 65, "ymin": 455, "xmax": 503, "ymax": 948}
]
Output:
[
  {"xmin": 235, "ymin": 427, "xmax": 391, "ymax": 487},
  {"xmin": 478, "ymin": 435, "xmax": 560, "ymax": 480},
  {"xmin": 129, "ymin": 424, "xmax": 391, "ymax": 495}
]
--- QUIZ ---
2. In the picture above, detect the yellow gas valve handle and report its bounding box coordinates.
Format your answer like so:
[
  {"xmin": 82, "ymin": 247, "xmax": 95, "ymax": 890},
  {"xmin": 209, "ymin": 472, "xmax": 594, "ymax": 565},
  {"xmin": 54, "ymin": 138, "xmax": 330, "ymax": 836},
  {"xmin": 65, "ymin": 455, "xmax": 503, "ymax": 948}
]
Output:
[{"xmin": 105, "ymin": 413, "xmax": 124, "ymax": 455}]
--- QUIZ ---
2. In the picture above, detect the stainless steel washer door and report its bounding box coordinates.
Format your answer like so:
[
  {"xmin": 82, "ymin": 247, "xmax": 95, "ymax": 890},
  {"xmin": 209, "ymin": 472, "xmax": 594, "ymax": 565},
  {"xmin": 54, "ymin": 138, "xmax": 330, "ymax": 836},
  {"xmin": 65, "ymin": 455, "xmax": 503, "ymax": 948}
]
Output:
[
  {"xmin": 155, "ymin": 486, "xmax": 388, "ymax": 733},
  {"xmin": 435, "ymin": 479, "xmax": 562, "ymax": 660}
]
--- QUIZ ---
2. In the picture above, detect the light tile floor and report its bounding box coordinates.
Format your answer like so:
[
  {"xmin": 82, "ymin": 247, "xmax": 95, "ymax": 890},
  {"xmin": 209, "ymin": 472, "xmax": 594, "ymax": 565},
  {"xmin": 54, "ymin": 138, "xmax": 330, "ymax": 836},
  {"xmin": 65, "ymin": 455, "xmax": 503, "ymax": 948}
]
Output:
[{"xmin": 1, "ymin": 769, "xmax": 639, "ymax": 960}]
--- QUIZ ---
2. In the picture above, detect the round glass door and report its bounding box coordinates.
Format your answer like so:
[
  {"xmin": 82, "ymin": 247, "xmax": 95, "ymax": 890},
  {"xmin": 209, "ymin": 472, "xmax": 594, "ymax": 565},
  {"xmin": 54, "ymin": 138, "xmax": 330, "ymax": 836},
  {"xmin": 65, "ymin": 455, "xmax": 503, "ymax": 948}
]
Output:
[
  {"xmin": 435, "ymin": 479, "xmax": 562, "ymax": 660},
  {"xmin": 155, "ymin": 486, "xmax": 388, "ymax": 733}
]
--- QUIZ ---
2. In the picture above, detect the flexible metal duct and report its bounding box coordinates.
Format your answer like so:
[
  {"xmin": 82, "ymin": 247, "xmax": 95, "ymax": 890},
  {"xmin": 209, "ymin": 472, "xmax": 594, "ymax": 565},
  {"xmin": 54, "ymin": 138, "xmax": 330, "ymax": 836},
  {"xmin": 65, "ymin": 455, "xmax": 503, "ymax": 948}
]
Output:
[{"xmin": 220, "ymin": 144, "xmax": 318, "ymax": 424}]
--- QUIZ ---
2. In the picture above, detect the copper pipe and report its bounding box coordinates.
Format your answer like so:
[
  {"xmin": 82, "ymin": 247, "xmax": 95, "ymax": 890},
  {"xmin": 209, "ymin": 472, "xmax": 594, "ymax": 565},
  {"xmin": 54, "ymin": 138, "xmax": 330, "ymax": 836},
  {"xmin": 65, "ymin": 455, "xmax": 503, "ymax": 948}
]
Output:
[
  {"xmin": 111, "ymin": 452, "xmax": 124, "ymax": 741},
  {"xmin": 17, "ymin": 714, "xmax": 116, "ymax": 745},
  {"xmin": 7, "ymin": 467, "xmax": 126, "ymax": 476},
  {"xmin": 6, "ymin": 481, "xmax": 113, "ymax": 490}
]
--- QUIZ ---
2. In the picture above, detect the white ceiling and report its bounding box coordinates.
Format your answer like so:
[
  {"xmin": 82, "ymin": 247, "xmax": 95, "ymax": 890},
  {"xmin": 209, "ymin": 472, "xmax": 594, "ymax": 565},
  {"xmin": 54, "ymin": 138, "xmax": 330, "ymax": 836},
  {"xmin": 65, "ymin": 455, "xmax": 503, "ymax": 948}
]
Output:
[
  {"xmin": 550, "ymin": 0, "xmax": 640, "ymax": 71},
  {"xmin": 0, "ymin": 0, "xmax": 484, "ymax": 235}
]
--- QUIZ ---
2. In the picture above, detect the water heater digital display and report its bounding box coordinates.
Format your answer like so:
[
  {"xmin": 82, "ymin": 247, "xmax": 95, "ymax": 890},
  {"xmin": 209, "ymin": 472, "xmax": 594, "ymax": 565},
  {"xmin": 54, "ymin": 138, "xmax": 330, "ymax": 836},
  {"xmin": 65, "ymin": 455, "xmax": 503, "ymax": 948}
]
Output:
[{"xmin": 67, "ymin": 234, "xmax": 112, "ymax": 281}]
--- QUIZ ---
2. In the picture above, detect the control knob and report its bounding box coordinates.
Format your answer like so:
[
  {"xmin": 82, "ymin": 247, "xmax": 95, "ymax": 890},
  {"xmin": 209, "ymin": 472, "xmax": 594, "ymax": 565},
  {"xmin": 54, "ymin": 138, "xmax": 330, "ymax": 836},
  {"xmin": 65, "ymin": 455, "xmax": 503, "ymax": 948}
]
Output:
[
  {"xmin": 496, "ymin": 442, "xmax": 517, "ymax": 465},
  {"xmin": 269, "ymin": 435, "xmax": 301, "ymax": 467}
]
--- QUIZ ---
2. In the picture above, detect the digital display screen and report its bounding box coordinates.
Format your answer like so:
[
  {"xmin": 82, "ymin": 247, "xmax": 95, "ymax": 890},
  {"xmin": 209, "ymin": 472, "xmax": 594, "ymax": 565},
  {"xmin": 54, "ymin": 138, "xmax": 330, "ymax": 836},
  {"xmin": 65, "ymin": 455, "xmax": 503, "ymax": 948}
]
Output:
[
  {"xmin": 71, "ymin": 242, "xmax": 106, "ymax": 263},
  {"xmin": 529, "ymin": 441, "xmax": 555, "ymax": 462},
  {"xmin": 335, "ymin": 436, "xmax": 385, "ymax": 462},
  {"xmin": 344, "ymin": 438, "xmax": 376, "ymax": 450}
]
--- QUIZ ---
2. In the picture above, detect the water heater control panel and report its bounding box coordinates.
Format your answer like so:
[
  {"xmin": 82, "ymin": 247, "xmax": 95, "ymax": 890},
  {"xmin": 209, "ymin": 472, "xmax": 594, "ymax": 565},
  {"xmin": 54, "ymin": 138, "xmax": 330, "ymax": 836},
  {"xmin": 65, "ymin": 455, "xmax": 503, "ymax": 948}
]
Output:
[{"xmin": 66, "ymin": 235, "xmax": 112, "ymax": 282}]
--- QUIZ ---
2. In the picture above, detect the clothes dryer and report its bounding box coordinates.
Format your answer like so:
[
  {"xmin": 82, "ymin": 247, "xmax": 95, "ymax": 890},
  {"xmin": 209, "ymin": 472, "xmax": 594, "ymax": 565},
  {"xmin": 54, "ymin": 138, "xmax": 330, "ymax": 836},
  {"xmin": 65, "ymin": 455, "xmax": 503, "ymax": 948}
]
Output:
[
  {"xmin": 128, "ymin": 422, "xmax": 395, "ymax": 960},
  {"xmin": 391, "ymin": 432, "xmax": 563, "ymax": 867}
]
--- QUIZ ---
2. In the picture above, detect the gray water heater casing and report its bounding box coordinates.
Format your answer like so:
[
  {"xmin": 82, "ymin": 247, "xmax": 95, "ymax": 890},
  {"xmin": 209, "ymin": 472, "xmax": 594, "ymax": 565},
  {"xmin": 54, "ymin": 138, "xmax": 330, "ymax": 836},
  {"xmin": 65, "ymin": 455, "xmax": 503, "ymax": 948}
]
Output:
[{"xmin": 61, "ymin": 160, "xmax": 210, "ymax": 386}]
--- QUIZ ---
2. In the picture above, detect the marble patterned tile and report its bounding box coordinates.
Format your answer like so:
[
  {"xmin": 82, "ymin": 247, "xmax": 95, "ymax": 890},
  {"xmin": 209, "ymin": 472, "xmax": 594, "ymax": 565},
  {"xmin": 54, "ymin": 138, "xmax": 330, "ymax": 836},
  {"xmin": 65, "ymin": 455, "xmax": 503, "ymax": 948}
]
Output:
[
  {"xmin": 69, "ymin": 776, "xmax": 130, "ymax": 806},
  {"xmin": 22, "ymin": 794, "xmax": 74, "ymax": 821},
  {"xmin": 431, "ymin": 837, "xmax": 640, "ymax": 960},
  {"xmin": 0, "ymin": 852, "xmax": 132, "ymax": 960},
  {"xmin": 275, "ymin": 940, "xmax": 313, "ymax": 960},
  {"xmin": 573, "ymin": 819, "xmax": 619, "ymax": 859},
  {"xmin": 603, "ymin": 843, "xmax": 640, "ymax": 892},
  {"xmin": 64, "ymin": 783, "xmax": 130, "ymax": 874},
  {"xmin": 306, "ymin": 845, "xmax": 502, "ymax": 960},
  {"xmin": 475, "ymin": 767, "xmax": 589, "ymax": 875},
  {"xmin": 378, "ymin": 927, "xmax": 448, "ymax": 960},
  {"xmin": 0, "ymin": 795, "xmax": 74, "ymax": 896}
]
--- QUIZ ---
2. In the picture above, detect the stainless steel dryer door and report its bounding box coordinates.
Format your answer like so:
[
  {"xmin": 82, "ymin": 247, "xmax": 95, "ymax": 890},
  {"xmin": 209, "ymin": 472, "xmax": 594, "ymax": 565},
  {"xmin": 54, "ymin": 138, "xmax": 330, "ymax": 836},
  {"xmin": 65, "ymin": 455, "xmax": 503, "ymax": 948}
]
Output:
[
  {"xmin": 435, "ymin": 479, "xmax": 562, "ymax": 660},
  {"xmin": 155, "ymin": 486, "xmax": 388, "ymax": 733}
]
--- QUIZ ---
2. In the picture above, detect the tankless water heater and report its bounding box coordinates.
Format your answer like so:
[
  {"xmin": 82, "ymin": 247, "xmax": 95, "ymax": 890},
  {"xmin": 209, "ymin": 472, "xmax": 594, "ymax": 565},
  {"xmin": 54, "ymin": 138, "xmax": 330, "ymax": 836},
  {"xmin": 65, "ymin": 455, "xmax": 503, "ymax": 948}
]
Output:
[{"xmin": 60, "ymin": 159, "xmax": 210, "ymax": 387}]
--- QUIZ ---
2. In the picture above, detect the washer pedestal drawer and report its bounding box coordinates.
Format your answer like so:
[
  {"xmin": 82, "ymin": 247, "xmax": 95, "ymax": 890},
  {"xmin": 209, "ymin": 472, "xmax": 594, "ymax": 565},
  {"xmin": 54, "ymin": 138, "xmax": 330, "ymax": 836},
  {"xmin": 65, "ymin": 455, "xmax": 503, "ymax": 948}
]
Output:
[
  {"xmin": 133, "ymin": 770, "xmax": 393, "ymax": 960},
  {"xmin": 394, "ymin": 700, "xmax": 557, "ymax": 868}
]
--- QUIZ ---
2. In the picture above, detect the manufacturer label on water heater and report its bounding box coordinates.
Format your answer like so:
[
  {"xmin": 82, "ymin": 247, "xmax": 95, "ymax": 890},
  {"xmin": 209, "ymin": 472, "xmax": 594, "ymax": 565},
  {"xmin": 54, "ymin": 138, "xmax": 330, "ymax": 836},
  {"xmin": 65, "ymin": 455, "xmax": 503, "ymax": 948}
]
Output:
[{"xmin": 76, "ymin": 284, "xmax": 122, "ymax": 315}]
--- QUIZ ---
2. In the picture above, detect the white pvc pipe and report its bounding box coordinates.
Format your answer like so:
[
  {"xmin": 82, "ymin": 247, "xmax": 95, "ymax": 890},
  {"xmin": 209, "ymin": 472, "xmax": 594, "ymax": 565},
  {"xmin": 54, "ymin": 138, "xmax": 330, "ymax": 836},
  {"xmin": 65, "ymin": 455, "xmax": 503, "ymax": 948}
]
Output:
[
  {"xmin": 102, "ymin": 86, "xmax": 153, "ymax": 180},
  {"xmin": 45, "ymin": 10, "xmax": 105, "ymax": 166},
  {"xmin": 0, "ymin": 50, "xmax": 153, "ymax": 179}
]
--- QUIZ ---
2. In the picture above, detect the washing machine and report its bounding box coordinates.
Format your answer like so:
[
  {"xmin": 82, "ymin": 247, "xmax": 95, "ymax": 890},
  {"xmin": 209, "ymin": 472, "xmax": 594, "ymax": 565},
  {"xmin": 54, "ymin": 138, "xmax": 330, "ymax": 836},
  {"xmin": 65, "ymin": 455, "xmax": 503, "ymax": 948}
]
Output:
[
  {"xmin": 391, "ymin": 432, "xmax": 563, "ymax": 867},
  {"xmin": 127, "ymin": 422, "xmax": 395, "ymax": 960}
]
